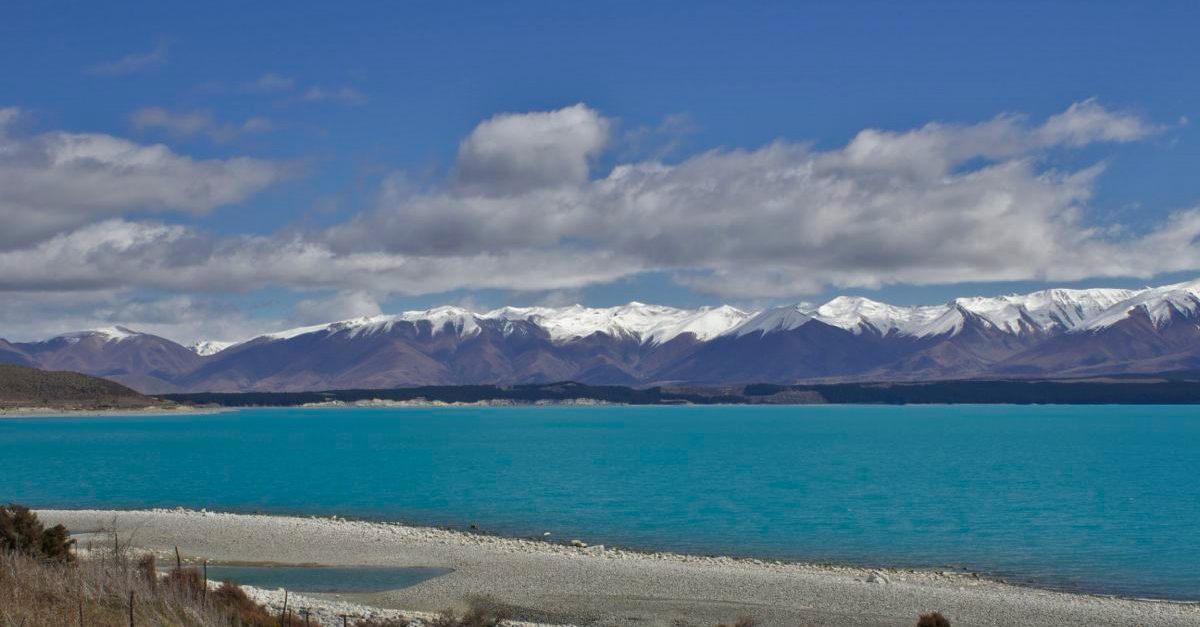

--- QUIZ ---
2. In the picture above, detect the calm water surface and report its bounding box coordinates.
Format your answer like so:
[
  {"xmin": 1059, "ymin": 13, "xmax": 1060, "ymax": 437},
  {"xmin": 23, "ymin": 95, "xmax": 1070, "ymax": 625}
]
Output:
[
  {"xmin": 2, "ymin": 405, "xmax": 1197, "ymax": 600},
  {"xmin": 194, "ymin": 565, "xmax": 452, "ymax": 593}
]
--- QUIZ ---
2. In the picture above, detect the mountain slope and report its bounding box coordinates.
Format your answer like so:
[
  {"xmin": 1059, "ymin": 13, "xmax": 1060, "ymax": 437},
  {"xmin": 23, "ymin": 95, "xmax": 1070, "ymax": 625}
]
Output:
[{"xmin": 11, "ymin": 328, "xmax": 202, "ymax": 394}]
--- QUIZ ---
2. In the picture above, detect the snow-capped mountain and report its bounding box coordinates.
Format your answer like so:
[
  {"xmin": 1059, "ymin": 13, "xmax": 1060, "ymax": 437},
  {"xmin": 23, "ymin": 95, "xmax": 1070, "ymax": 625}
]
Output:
[
  {"xmin": 1076, "ymin": 280, "xmax": 1200, "ymax": 332},
  {"xmin": 188, "ymin": 340, "xmax": 236, "ymax": 357},
  {"xmin": 11, "ymin": 278, "xmax": 1200, "ymax": 392}
]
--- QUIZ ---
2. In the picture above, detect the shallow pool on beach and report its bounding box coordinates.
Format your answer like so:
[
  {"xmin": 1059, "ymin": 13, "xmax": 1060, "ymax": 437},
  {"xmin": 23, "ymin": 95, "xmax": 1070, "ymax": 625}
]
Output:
[
  {"xmin": 189, "ymin": 565, "xmax": 452, "ymax": 593},
  {"xmin": 2, "ymin": 405, "xmax": 1198, "ymax": 600}
]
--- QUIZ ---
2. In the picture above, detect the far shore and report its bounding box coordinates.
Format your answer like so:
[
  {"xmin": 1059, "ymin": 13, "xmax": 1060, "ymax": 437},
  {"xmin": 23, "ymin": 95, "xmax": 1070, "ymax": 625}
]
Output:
[
  {"xmin": 37, "ymin": 508, "xmax": 1200, "ymax": 627},
  {"xmin": 0, "ymin": 405, "xmax": 231, "ymax": 418}
]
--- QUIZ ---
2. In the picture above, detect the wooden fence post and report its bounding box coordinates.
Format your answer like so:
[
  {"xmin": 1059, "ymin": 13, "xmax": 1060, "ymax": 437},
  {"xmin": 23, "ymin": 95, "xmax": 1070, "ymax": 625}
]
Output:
[{"xmin": 128, "ymin": 589, "xmax": 134, "ymax": 626}]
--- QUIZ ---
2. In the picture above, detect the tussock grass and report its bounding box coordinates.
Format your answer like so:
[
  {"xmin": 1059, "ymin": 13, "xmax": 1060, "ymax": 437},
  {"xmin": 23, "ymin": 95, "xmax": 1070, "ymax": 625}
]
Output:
[{"xmin": 0, "ymin": 507, "xmax": 300, "ymax": 627}]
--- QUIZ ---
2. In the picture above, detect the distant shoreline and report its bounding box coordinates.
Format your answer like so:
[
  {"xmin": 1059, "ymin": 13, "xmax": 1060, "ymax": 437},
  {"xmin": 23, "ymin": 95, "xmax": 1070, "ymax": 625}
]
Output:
[
  {"xmin": 0, "ymin": 405, "xmax": 231, "ymax": 418},
  {"xmin": 160, "ymin": 376, "xmax": 1200, "ymax": 408},
  {"xmin": 38, "ymin": 508, "xmax": 1200, "ymax": 627}
]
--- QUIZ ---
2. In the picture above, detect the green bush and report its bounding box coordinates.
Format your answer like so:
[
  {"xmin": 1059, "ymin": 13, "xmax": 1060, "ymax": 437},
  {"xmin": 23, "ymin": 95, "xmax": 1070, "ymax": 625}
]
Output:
[{"xmin": 0, "ymin": 503, "xmax": 74, "ymax": 561}]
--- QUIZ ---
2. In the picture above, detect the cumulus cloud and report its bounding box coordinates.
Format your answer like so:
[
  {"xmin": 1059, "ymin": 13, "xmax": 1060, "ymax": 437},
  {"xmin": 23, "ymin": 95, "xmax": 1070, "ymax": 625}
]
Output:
[
  {"xmin": 131, "ymin": 107, "xmax": 275, "ymax": 143},
  {"xmin": 323, "ymin": 101, "xmax": 1187, "ymax": 296},
  {"xmin": 453, "ymin": 103, "xmax": 611, "ymax": 195},
  {"xmin": 0, "ymin": 108, "xmax": 287, "ymax": 247},
  {"xmin": 88, "ymin": 41, "xmax": 169, "ymax": 76}
]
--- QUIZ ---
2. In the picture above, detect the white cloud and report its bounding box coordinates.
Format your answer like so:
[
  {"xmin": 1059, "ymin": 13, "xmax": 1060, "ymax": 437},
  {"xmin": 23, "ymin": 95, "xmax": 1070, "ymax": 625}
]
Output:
[
  {"xmin": 320, "ymin": 101, "xmax": 1188, "ymax": 297},
  {"xmin": 1035, "ymin": 98, "xmax": 1158, "ymax": 147},
  {"xmin": 88, "ymin": 41, "xmax": 169, "ymax": 76},
  {"xmin": 453, "ymin": 103, "xmax": 611, "ymax": 195},
  {"xmin": 131, "ymin": 107, "xmax": 275, "ymax": 143},
  {"xmin": 0, "ymin": 108, "xmax": 287, "ymax": 247}
]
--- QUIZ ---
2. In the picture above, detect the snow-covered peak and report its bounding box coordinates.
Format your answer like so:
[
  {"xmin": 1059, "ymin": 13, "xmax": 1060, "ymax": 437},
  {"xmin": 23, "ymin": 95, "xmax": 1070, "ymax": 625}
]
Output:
[
  {"xmin": 256, "ymin": 307, "xmax": 484, "ymax": 343},
  {"xmin": 188, "ymin": 340, "xmax": 235, "ymax": 356},
  {"xmin": 811, "ymin": 296, "xmax": 944, "ymax": 336},
  {"xmin": 52, "ymin": 326, "xmax": 142, "ymax": 344},
  {"xmin": 730, "ymin": 305, "xmax": 813, "ymax": 337},
  {"xmin": 1077, "ymin": 281, "xmax": 1200, "ymax": 332},
  {"xmin": 954, "ymin": 288, "xmax": 1137, "ymax": 335},
  {"xmin": 483, "ymin": 302, "xmax": 713, "ymax": 343},
  {"xmin": 643, "ymin": 305, "xmax": 751, "ymax": 343}
]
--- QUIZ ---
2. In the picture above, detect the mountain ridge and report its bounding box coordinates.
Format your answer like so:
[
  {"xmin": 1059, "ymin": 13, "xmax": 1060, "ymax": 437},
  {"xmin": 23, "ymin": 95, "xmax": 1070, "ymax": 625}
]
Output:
[{"xmin": 3, "ymin": 279, "xmax": 1198, "ymax": 393}]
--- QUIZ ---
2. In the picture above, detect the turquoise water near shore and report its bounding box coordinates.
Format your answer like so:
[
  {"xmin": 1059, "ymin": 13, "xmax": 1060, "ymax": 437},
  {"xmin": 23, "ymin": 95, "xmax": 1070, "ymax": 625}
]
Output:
[
  {"xmin": 189, "ymin": 565, "xmax": 452, "ymax": 593},
  {"xmin": 2, "ymin": 405, "xmax": 1197, "ymax": 600}
]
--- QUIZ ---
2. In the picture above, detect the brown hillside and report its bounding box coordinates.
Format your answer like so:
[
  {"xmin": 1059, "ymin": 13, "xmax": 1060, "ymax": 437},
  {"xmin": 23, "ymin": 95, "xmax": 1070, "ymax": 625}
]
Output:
[{"xmin": 0, "ymin": 364, "xmax": 161, "ymax": 410}]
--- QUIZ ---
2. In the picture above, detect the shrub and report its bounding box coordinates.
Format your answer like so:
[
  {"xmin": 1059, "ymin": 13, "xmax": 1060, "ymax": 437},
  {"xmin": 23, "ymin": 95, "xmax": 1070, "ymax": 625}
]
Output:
[
  {"xmin": 0, "ymin": 503, "xmax": 74, "ymax": 561},
  {"xmin": 917, "ymin": 612, "xmax": 951, "ymax": 627},
  {"xmin": 432, "ymin": 595, "xmax": 512, "ymax": 627},
  {"xmin": 212, "ymin": 580, "xmax": 278, "ymax": 626},
  {"xmin": 164, "ymin": 564, "xmax": 207, "ymax": 598},
  {"xmin": 137, "ymin": 552, "xmax": 158, "ymax": 589}
]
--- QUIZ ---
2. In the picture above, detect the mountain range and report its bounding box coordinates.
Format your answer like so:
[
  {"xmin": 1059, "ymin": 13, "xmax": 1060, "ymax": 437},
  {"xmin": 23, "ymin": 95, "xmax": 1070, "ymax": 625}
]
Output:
[{"xmin": 2, "ymin": 279, "xmax": 1198, "ymax": 393}]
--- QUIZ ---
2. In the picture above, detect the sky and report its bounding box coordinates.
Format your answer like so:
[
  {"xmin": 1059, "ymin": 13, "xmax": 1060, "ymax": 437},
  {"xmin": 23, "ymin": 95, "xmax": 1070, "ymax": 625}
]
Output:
[{"xmin": 2, "ymin": 1, "xmax": 1200, "ymax": 344}]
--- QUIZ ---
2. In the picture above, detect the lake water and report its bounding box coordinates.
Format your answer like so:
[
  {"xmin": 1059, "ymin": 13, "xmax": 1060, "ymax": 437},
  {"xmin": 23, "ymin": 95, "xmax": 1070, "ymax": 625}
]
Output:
[{"xmin": 2, "ymin": 405, "xmax": 1197, "ymax": 600}]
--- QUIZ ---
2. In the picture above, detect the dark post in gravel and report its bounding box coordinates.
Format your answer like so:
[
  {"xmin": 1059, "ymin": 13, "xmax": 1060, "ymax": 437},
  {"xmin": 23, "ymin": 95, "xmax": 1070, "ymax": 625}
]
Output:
[
  {"xmin": 341, "ymin": 615, "xmax": 349, "ymax": 627},
  {"xmin": 281, "ymin": 590, "xmax": 289, "ymax": 622},
  {"xmin": 174, "ymin": 545, "xmax": 182, "ymax": 570},
  {"xmin": 202, "ymin": 560, "xmax": 208, "ymax": 604},
  {"xmin": 78, "ymin": 593, "xmax": 84, "ymax": 626},
  {"xmin": 128, "ymin": 589, "xmax": 134, "ymax": 626}
]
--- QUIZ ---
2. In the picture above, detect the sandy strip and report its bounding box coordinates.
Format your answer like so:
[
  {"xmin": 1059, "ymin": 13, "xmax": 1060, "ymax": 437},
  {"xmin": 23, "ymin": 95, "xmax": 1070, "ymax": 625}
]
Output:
[
  {"xmin": 40, "ymin": 509, "xmax": 1199, "ymax": 627},
  {"xmin": 0, "ymin": 406, "xmax": 230, "ymax": 418}
]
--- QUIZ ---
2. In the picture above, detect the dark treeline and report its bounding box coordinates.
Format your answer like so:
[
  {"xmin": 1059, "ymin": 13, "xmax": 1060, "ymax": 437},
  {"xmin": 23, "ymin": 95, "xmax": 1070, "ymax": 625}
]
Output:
[{"xmin": 161, "ymin": 375, "xmax": 1200, "ymax": 407}]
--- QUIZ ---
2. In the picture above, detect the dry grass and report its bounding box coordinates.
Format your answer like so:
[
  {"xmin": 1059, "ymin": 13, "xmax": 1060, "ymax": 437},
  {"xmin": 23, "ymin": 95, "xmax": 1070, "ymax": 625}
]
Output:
[
  {"xmin": 0, "ymin": 548, "xmax": 227, "ymax": 626},
  {"xmin": 0, "ymin": 514, "xmax": 294, "ymax": 627}
]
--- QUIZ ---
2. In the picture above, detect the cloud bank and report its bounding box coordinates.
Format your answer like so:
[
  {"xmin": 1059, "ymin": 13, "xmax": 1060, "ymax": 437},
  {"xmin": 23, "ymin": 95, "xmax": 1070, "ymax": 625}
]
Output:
[{"xmin": 2, "ymin": 100, "xmax": 1198, "ymax": 341}]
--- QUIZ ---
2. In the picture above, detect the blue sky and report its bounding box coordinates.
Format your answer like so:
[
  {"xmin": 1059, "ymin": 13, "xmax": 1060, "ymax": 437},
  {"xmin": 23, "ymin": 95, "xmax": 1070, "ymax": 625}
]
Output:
[{"xmin": 2, "ymin": 1, "xmax": 1199, "ymax": 342}]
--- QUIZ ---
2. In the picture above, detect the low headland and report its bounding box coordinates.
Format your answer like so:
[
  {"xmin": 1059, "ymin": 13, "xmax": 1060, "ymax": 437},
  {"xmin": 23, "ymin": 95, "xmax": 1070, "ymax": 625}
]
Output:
[{"xmin": 33, "ymin": 508, "xmax": 1200, "ymax": 627}]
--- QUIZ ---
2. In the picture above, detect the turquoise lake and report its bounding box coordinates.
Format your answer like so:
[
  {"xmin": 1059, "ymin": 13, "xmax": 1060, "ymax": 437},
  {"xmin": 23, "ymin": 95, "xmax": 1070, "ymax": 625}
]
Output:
[{"xmin": 2, "ymin": 405, "xmax": 1197, "ymax": 600}]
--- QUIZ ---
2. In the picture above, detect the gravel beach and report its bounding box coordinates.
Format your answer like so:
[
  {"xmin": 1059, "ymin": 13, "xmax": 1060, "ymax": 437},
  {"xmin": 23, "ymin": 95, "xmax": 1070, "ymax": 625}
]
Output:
[{"xmin": 39, "ymin": 509, "xmax": 1199, "ymax": 627}]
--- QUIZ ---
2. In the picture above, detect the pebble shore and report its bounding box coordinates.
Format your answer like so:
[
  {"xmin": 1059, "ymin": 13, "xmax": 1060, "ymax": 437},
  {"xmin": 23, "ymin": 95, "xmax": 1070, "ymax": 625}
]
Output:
[{"xmin": 40, "ymin": 508, "xmax": 1200, "ymax": 627}]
